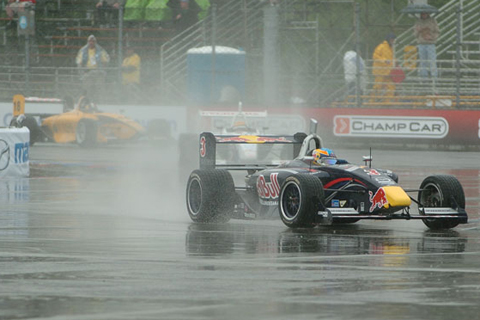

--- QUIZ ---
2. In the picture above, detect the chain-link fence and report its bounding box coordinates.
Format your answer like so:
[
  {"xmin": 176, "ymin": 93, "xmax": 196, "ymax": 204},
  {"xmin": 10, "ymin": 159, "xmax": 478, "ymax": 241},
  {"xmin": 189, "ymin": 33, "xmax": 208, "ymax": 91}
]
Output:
[{"xmin": 1, "ymin": 0, "xmax": 479, "ymax": 108}]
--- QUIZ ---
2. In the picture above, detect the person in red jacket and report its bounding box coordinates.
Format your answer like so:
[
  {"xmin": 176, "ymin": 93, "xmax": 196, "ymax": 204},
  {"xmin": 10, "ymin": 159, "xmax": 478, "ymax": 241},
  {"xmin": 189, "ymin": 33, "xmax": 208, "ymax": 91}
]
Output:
[{"xmin": 5, "ymin": 0, "xmax": 36, "ymax": 19}]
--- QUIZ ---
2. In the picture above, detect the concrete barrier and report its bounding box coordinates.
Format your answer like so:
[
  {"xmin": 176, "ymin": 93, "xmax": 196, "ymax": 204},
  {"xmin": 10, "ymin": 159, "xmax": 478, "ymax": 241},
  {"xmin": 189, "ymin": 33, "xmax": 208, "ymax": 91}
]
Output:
[{"xmin": 0, "ymin": 127, "xmax": 30, "ymax": 178}]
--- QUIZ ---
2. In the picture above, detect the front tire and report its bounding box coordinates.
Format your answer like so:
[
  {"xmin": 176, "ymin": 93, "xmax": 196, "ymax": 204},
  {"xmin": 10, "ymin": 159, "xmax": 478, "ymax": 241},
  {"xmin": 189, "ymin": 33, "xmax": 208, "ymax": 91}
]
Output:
[
  {"xmin": 279, "ymin": 174, "xmax": 324, "ymax": 228},
  {"xmin": 186, "ymin": 169, "xmax": 235, "ymax": 223},
  {"xmin": 418, "ymin": 175, "xmax": 465, "ymax": 230}
]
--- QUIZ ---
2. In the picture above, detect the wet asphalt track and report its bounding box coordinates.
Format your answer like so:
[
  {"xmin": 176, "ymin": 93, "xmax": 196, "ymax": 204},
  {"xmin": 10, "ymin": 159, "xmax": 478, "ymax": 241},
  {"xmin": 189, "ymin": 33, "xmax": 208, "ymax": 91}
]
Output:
[{"xmin": 1, "ymin": 142, "xmax": 480, "ymax": 320}]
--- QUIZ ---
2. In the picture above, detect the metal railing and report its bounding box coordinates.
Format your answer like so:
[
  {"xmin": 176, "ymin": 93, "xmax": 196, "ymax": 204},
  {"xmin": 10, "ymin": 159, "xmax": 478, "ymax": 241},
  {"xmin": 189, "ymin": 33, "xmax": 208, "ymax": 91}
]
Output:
[
  {"xmin": 395, "ymin": 0, "xmax": 480, "ymax": 66},
  {"xmin": 159, "ymin": 0, "xmax": 265, "ymax": 105},
  {"xmin": 1, "ymin": 0, "xmax": 480, "ymax": 108}
]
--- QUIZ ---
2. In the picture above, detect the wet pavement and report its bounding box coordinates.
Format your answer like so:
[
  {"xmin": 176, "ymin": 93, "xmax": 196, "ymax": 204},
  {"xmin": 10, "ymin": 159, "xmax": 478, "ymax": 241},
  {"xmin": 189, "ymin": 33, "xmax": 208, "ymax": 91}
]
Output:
[{"xmin": 1, "ymin": 143, "xmax": 479, "ymax": 320}]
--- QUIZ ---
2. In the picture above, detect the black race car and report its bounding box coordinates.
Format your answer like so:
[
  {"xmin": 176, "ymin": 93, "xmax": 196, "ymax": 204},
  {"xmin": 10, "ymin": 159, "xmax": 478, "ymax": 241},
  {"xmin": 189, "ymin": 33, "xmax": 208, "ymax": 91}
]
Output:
[{"xmin": 185, "ymin": 125, "xmax": 468, "ymax": 230}]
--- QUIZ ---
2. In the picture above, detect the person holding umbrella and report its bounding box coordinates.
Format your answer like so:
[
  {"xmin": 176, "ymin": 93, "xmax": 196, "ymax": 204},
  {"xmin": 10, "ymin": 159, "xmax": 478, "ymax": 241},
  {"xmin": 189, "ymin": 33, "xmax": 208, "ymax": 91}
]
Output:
[{"xmin": 414, "ymin": 11, "xmax": 440, "ymax": 78}]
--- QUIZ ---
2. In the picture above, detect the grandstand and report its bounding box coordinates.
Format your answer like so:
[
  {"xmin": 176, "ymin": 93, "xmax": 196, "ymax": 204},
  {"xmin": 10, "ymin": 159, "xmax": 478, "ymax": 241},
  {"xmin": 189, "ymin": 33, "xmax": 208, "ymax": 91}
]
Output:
[
  {"xmin": 0, "ymin": 0, "xmax": 176, "ymax": 103},
  {"xmin": 1, "ymin": 0, "xmax": 480, "ymax": 108}
]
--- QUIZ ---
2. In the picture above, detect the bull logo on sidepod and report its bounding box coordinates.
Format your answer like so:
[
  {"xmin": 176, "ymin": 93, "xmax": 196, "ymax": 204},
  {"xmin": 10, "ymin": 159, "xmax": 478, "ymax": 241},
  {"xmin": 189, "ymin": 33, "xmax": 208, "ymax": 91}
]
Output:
[
  {"xmin": 257, "ymin": 173, "xmax": 280, "ymax": 204},
  {"xmin": 369, "ymin": 187, "xmax": 388, "ymax": 212},
  {"xmin": 0, "ymin": 140, "xmax": 10, "ymax": 171}
]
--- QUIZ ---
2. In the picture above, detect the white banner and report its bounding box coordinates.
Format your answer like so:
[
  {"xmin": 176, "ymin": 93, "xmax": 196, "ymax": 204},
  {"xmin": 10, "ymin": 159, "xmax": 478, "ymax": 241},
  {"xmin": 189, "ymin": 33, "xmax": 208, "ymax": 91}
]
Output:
[
  {"xmin": 0, "ymin": 127, "xmax": 30, "ymax": 178},
  {"xmin": 333, "ymin": 115, "xmax": 449, "ymax": 138},
  {"xmin": 0, "ymin": 102, "xmax": 187, "ymax": 140}
]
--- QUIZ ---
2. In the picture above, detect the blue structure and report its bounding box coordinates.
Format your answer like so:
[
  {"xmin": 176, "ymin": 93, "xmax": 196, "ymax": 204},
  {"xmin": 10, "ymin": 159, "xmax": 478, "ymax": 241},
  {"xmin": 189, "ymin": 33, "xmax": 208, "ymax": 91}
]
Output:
[{"xmin": 187, "ymin": 46, "xmax": 246, "ymax": 105}]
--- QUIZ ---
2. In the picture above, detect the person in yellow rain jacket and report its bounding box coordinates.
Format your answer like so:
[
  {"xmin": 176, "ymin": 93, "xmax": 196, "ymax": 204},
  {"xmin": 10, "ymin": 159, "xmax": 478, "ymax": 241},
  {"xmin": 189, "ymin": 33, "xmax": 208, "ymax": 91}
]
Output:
[
  {"xmin": 371, "ymin": 33, "xmax": 396, "ymax": 102},
  {"xmin": 122, "ymin": 45, "xmax": 141, "ymax": 101}
]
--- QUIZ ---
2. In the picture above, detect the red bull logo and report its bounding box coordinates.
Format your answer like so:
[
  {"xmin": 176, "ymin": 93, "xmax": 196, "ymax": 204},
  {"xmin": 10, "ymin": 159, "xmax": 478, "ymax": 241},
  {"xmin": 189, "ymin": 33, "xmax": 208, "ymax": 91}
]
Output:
[
  {"xmin": 369, "ymin": 187, "xmax": 388, "ymax": 212},
  {"xmin": 217, "ymin": 136, "xmax": 250, "ymax": 143},
  {"xmin": 257, "ymin": 173, "xmax": 280, "ymax": 199}
]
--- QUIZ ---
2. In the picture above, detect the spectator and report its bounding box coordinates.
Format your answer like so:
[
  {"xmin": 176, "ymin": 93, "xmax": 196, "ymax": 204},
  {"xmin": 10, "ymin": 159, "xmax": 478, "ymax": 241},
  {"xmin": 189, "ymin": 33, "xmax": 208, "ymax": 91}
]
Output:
[
  {"xmin": 75, "ymin": 35, "xmax": 111, "ymax": 102},
  {"xmin": 195, "ymin": 0, "xmax": 210, "ymax": 20},
  {"xmin": 167, "ymin": 0, "xmax": 201, "ymax": 33},
  {"xmin": 5, "ymin": 0, "xmax": 36, "ymax": 19},
  {"xmin": 124, "ymin": 0, "xmax": 148, "ymax": 22},
  {"xmin": 414, "ymin": 12, "xmax": 439, "ymax": 78},
  {"xmin": 95, "ymin": 0, "xmax": 125, "ymax": 27},
  {"xmin": 145, "ymin": 0, "xmax": 172, "ymax": 23},
  {"xmin": 121, "ymin": 45, "xmax": 141, "ymax": 101},
  {"xmin": 371, "ymin": 33, "xmax": 396, "ymax": 102},
  {"xmin": 343, "ymin": 48, "xmax": 367, "ymax": 98}
]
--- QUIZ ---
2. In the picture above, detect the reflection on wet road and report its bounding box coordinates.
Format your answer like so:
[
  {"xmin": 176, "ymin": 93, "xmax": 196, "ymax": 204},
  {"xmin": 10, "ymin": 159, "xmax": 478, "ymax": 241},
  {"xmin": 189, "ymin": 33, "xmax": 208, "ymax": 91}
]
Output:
[{"xmin": 1, "ymin": 144, "xmax": 479, "ymax": 320}]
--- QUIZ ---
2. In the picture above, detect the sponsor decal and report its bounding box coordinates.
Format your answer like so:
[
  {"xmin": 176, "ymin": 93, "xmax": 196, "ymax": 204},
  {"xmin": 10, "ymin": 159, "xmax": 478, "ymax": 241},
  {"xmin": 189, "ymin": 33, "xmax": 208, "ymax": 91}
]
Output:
[
  {"xmin": 257, "ymin": 173, "xmax": 280, "ymax": 205},
  {"xmin": 217, "ymin": 135, "xmax": 292, "ymax": 144},
  {"xmin": 331, "ymin": 199, "xmax": 340, "ymax": 208},
  {"xmin": 366, "ymin": 169, "xmax": 381, "ymax": 175},
  {"xmin": 0, "ymin": 139, "xmax": 10, "ymax": 171},
  {"xmin": 369, "ymin": 188, "xmax": 388, "ymax": 212},
  {"xmin": 375, "ymin": 177, "xmax": 395, "ymax": 185},
  {"xmin": 14, "ymin": 142, "xmax": 29, "ymax": 164},
  {"xmin": 259, "ymin": 199, "xmax": 278, "ymax": 206},
  {"xmin": 334, "ymin": 115, "xmax": 448, "ymax": 138}
]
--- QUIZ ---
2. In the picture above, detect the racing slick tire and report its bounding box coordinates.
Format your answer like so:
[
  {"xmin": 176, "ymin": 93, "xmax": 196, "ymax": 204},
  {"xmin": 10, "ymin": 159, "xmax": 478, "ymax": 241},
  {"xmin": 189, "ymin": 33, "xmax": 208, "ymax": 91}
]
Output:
[
  {"xmin": 186, "ymin": 169, "xmax": 235, "ymax": 223},
  {"xmin": 418, "ymin": 175, "xmax": 465, "ymax": 230},
  {"xmin": 76, "ymin": 119, "xmax": 98, "ymax": 147},
  {"xmin": 279, "ymin": 174, "xmax": 325, "ymax": 228},
  {"xmin": 10, "ymin": 115, "xmax": 42, "ymax": 146}
]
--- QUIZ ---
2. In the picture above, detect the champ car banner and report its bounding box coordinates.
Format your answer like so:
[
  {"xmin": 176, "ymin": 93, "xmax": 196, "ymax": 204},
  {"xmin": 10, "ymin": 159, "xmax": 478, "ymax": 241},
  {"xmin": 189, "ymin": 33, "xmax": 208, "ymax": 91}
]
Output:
[
  {"xmin": 332, "ymin": 115, "xmax": 449, "ymax": 138},
  {"xmin": 0, "ymin": 127, "xmax": 30, "ymax": 178}
]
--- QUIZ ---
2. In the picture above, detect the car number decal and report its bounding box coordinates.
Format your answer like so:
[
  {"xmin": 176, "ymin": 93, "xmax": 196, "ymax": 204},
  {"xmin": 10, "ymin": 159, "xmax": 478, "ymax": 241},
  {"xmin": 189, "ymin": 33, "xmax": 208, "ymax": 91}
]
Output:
[{"xmin": 200, "ymin": 136, "xmax": 206, "ymax": 158}]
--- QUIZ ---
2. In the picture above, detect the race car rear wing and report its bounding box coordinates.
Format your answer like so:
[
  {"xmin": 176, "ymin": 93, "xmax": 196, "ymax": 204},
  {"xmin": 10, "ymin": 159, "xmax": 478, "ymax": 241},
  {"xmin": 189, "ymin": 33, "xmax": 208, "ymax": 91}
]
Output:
[
  {"xmin": 199, "ymin": 102, "xmax": 268, "ymax": 132},
  {"xmin": 199, "ymin": 131, "xmax": 308, "ymax": 170},
  {"xmin": 13, "ymin": 94, "xmax": 64, "ymax": 117}
]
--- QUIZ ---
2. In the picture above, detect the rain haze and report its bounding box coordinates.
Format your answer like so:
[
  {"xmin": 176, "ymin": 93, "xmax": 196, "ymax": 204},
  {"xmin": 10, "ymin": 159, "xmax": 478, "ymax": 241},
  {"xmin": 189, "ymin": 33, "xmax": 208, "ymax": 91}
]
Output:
[{"xmin": 1, "ymin": 0, "xmax": 480, "ymax": 319}]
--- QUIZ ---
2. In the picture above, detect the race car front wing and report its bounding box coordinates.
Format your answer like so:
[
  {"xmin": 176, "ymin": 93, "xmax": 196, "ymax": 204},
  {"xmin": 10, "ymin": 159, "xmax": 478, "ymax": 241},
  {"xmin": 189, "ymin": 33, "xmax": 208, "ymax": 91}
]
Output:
[{"xmin": 315, "ymin": 207, "xmax": 468, "ymax": 224}]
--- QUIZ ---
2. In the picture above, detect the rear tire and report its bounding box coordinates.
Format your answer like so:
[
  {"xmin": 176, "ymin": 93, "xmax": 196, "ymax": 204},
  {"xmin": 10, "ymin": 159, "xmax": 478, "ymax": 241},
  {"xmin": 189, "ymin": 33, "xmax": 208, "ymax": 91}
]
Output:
[
  {"xmin": 418, "ymin": 175, "xmax": 465, "ymax": 230},
  {"xmin": 186, "ymin": 169, "xmax": 235, "ymax": 223},
  {"xmin": 76, "ymin": 119, "xmax": 98, "ymax": 147},
  {"xmin": 279, "ymin": 174, "xmax": 324, "ymax": 228},
  {"xmin": 10, "ymin": 115, "xmax": 42, "ymax": 146}
]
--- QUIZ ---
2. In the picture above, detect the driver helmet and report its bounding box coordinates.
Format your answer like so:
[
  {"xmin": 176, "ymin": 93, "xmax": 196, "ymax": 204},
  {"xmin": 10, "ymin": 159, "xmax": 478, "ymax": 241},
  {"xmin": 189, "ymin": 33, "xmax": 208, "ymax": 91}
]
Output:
[{"xmin": 313, "ymin": 148, "xmax": 337, "ymax": 165}]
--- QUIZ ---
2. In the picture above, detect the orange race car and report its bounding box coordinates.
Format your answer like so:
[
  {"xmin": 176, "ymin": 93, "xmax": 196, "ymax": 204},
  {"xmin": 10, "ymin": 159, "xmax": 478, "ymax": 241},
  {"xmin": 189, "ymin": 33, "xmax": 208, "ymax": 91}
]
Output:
[{"xmin": 10, "ymin": 94, "xmax": 146, "ymax": 147}]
